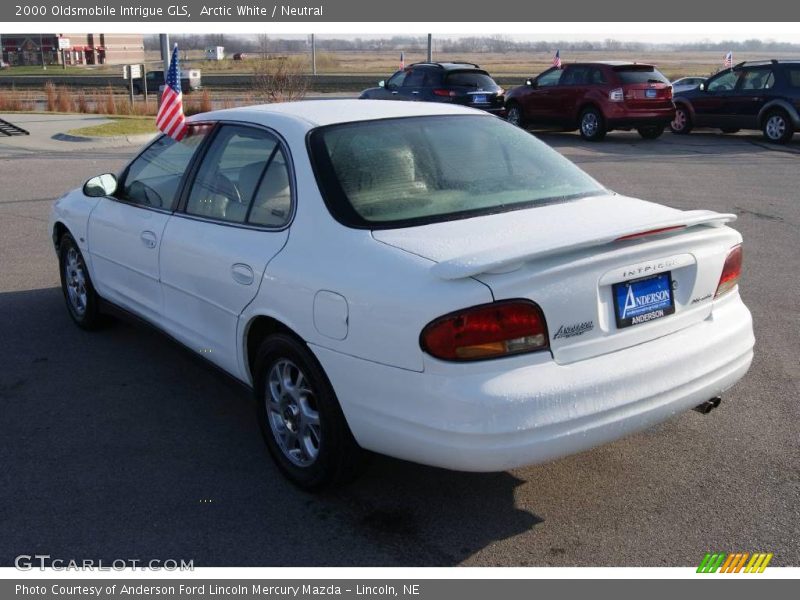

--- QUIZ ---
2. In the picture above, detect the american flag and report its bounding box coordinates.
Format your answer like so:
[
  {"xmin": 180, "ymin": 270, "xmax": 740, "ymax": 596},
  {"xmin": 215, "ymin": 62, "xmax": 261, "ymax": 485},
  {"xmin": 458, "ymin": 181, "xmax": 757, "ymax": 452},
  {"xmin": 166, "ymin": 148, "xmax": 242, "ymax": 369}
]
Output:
[
  {"xmin": 723, "ymin": 51, "xmax": 733, "ymax": 68},
  {"xmin": 156, "ymin": 44, "xmax": 187, "ymax": 141},
  {"xmin": 552, "ymin": 50, "xmax": 562, "ymax": 69}
]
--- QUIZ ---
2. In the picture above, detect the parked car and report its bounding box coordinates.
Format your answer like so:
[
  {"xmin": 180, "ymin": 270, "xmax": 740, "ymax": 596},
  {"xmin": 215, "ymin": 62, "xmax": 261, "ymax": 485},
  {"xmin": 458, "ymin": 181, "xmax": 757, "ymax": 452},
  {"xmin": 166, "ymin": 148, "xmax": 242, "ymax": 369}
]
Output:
[
  {"xmin": 133, "ymin": 68, "xmax": 202, "ymax": 95},
  {"xmin": 359, "ymin": 62, "xmax": 505, "ymax": 115},
  {"xmin": 671, "ymin": 76, "xmax": 707, "ymax": 95},
  {"xmin": 671, "ymin": 60, "xmax": 800, "ymax": 144},
  {"xmin": 50, "ymin": 100, "xmax": 753, "ymax": 489},
  {"xmin": 505, "ymin": 61, "xmax": 675, "ymax": 141},
  {"xmin": 0, "ymin": 59, "xmax": 9, "ymax": 70}
]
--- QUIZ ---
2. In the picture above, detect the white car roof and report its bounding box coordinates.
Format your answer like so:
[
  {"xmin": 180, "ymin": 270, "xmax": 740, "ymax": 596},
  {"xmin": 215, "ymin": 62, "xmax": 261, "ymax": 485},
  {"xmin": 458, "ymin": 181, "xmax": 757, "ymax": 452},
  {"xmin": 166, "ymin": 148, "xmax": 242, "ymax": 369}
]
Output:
[{"xmin": 192, "ymin": 99, "xmax": 487, "ymax": 130}]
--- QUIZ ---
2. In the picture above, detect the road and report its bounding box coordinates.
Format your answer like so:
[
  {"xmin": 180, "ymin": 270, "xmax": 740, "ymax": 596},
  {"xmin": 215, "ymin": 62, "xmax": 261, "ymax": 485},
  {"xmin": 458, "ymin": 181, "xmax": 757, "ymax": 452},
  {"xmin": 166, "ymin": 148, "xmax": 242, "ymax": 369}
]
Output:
[{"xmin": 0, "ymin": 123, "xmax": 798, "ymax": 567}]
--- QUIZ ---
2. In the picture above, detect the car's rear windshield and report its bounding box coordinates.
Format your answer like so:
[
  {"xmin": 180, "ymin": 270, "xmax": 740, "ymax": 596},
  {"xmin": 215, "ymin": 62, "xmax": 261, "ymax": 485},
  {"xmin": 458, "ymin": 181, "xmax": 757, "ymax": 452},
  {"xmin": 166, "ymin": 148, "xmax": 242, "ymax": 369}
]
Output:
[
  {"xmin": 614, "ymin": 66, "xmax": 670, "ymax": 84},
  {"xmin": 445, "ymin": 71, "xmax": 498, "ymax": 88},
  {"xmin": 308, "ymin": 115, "xmax": 607, "ymax": 229}
]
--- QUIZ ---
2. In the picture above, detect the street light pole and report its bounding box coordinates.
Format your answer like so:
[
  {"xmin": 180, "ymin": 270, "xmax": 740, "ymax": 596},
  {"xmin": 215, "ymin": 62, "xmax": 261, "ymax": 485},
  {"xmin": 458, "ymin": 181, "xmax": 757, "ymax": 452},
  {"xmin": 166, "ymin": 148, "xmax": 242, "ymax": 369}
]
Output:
[{"xmin": 427, "ymin": 34, "xmax": 432, "ymax": 62}]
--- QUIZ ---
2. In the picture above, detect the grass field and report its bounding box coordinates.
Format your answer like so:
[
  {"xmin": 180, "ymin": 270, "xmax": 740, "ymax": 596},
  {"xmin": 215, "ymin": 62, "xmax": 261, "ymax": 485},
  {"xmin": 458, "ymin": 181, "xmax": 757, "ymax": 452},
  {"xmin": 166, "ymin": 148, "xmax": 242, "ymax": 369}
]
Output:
[{"xmin": 6, "ymin": 48, "xmax": 800, "ymax": 80}]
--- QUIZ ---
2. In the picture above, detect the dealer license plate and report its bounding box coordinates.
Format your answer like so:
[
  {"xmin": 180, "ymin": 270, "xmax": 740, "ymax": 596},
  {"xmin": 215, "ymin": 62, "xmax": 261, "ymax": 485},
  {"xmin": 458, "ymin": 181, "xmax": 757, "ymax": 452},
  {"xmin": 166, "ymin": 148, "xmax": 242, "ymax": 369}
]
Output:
[
  {"xmin": 645, "ymin": 89, "xmax": 657, "ymax": 98},
  {"xmin": 472, "ymin": 94, "xmax": 488, "ymax": 104},
  {"xmin": 612, "ymin": 272, "xmax": 675, "ymax": 328}
]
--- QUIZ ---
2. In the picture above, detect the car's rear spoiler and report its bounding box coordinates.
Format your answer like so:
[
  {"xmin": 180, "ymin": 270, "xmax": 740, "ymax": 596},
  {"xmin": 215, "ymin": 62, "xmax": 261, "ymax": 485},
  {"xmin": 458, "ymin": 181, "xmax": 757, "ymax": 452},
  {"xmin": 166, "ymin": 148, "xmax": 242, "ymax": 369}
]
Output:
[{"xmin": 431, "ymin": 210, "xmax": 737, "ymax": 280}]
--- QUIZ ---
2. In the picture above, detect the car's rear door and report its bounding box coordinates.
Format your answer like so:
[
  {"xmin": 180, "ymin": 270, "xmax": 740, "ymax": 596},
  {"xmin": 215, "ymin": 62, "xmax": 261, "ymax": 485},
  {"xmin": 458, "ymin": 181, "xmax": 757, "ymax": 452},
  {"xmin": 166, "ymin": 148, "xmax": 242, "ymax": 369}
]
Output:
[
  {"xmin": 728, "ymin": 66, "xmax": 776, "ymax": 129},
  {"xmin": 86, "ymin": 129, "xmax": 209, "ymax": 324},
  {"xmin": 158, "ymin": 123, "xmax": 292, "ymax": 376}
]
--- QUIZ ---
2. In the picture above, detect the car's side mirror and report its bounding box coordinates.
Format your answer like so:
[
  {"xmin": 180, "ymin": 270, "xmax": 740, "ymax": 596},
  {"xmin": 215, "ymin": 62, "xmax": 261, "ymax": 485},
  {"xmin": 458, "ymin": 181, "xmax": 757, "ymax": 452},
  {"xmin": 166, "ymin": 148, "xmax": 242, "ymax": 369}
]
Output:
[
  {"xmin": 378, "ymin": 80, "xmax": 385, "ymax": 88},
  {"xmin": 526, "ymin": 78, "xmax": 535, "ymax": 87},
  {"xmin": 699, "ymin": 82, "xmax": 706, "ymax": 92},
  {"xmin": 84, "ymin": 173, "xmax": 118, "ymax": 197}
]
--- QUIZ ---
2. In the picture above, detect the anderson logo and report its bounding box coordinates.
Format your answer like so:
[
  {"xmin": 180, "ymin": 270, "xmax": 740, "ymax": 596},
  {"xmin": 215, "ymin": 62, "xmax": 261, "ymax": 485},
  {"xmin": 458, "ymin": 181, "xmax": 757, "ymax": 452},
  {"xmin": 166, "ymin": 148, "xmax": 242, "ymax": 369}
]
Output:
[
  {"xmin": 621, "ymin": 286, "xmax": 670, "ymax": 319},
  {"xmin": 553, "ymin": 321, "xmax": 594, "ymax": 339}
]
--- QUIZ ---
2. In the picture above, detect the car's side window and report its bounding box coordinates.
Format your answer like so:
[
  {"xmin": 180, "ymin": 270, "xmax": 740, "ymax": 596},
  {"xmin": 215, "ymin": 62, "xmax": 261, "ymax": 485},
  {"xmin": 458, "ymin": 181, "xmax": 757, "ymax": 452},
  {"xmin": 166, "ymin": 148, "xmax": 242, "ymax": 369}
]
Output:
[
  {"xmin": 562, "ymin": 66, "xmax": 590, "ymax": 86},
  {"xmin": 403, "ymin": 68, "xmax": 428, "ymax": 87},
  {"xmin": 118, "ymin": 129, "xmax": 208, "ymax": 210},
  {"xmin": 247, "ymin": 148, "xmax": 293, "ymax": 227},
  {"xmin": 185, "ymin": 125, "xmax": 291, "ymax": 227},
  {"xmin": 536, "ymin": 68, "xmax": 563, "ymax": 88},
  {"xmin": 589, "ymin": 68, "xmax": 607, "ymax": 85},
  {"xmin": 386, "ymin": 70, "xmax": 407, "ymax": 89},
  {"xmin": 739, "ymin": 68, "xmax": 775, "ymax": 90},
  {"xmin": 707, "ymin": 70, "xmax": 739, "ymax": 92}
]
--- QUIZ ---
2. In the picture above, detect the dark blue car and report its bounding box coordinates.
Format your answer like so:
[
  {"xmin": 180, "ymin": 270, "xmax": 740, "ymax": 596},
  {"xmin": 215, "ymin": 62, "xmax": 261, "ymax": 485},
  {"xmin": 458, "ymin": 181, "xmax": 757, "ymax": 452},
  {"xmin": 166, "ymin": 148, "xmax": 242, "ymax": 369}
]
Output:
[
  {"xmin": 670, "ymin": 59, "xmax": 800, "ymax": 144},
  {"xmin": 360, "ymin": 62, "xmax": 505, "ymax": 116}
]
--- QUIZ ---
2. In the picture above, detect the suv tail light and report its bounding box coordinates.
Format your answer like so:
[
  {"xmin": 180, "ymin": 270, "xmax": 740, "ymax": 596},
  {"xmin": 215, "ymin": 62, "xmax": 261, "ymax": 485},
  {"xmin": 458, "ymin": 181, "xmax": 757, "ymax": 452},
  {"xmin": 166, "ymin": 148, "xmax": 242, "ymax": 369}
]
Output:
[
  {"xmin": 609, "ymin": 88, "xmax": 624, "ymax": 102},
  {"xmin": 433, "ymin": 89, "xmax": 457, "ymax": 97},
  {"xmin": 420, "ymin": 300, "xmax": 549, "ymax": 361},
  {"xmin": 715, "ymin": 244, "xmax": 743, "ymax": 298}
]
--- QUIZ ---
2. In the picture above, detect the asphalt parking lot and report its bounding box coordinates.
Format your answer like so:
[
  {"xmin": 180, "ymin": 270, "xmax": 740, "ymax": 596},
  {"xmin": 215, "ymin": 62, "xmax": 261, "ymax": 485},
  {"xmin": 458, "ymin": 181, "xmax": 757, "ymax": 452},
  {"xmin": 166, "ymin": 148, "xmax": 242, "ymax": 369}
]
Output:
[{"xmin": 1, "ymin": 120, "xmax": 798, "ymax": 567}]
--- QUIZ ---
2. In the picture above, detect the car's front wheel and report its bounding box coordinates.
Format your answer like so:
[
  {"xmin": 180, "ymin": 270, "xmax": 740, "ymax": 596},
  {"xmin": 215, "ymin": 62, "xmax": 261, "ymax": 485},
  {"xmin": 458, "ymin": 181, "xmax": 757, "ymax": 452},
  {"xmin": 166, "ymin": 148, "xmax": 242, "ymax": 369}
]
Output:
[
  {"xmin": 670, "ymin": 106, "xmax": 692, "ymax": 134},
  {"xmin": 58, "ymin": 232, "xmax": 103, "ymax": 330},
  {"xmin": 254, "ymin": 334, "xmax": 367, "ymax": 490},
  {"xmin": 637, "ymin": 125, "xmax": 665, "ymax": 140},
  {"xmin": 579, "ymin": 107, "xmax": 606, "ymax": 141},
  {"xmin": 762, "ymin": 109, "xmax": 794, "ymax": 144},
  {"xmin": 506, "ymin": 103, "xmax": 524, "ymax": 127}
]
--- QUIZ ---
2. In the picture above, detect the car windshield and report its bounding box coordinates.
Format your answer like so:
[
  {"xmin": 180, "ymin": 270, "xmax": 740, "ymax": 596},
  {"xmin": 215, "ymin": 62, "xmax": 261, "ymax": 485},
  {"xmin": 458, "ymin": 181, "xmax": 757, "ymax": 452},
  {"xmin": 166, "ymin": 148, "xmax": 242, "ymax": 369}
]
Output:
[
  {"xmin": 309, "ymin": 115, "xmax": 607, "ymax": 228},
  {"xmin": 615, "ymin": 66, "xmax": 670, "ymax": 84},
  {"xmin": 445, "ymin": 71, "xmax": 498, "ymax": 88}
]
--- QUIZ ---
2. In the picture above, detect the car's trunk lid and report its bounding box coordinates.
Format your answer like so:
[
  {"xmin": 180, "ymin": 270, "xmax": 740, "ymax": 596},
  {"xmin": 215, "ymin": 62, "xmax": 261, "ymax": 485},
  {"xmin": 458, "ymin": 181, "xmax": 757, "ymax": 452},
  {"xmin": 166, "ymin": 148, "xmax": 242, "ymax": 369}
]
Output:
[{"xmin": 372, "ymin": 194, "xmax": 738, "ymax": 364}]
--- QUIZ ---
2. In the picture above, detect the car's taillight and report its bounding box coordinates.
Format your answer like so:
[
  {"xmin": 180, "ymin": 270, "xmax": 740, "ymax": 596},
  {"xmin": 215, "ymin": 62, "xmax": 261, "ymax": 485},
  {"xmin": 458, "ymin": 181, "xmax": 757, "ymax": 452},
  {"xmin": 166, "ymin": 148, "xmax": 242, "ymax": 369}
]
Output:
[
  {"xmin": 666, "ymin": 86, "xmax": 673, "ymax": 99},
  {"xmin": 433, "ymin": 89, "xmax": 457, "ymax": 97},
  {"xmin": 715, "ymin": 244, "xmax": 743, "ymax": 298},
  {"xmin": 609, "ymin": 88, "xmax": 624, "ymax": 102},
  {"xmin": 420, "ymin": 300, "xmax": 549, "ymax": 361}
]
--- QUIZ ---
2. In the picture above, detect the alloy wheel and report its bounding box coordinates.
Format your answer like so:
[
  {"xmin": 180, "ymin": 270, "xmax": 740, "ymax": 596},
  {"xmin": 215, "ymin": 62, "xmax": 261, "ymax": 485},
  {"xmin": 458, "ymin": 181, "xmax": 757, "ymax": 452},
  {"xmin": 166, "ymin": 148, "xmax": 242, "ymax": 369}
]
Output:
[
  {"xmin": 765, "ymin": 114, "xmax": 786, "ymax": 141},
  {"xmin": 64, "ymin": 247, "xmax": 88, "ymax": 316}
]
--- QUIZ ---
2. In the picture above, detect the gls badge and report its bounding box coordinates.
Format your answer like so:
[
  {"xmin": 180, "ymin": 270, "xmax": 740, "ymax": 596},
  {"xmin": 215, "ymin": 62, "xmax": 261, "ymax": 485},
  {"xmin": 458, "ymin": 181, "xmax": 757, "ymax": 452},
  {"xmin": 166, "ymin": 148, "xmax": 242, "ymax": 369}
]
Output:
[{"xmin": 553, "ymin": 321, "xmax": 594, "ymax": 339}]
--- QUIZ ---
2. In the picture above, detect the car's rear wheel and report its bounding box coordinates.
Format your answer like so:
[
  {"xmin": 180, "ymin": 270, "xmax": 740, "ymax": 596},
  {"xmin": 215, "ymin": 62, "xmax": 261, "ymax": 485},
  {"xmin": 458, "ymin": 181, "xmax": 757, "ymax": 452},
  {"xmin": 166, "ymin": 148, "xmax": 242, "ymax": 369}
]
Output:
[
  {"xmin": 579, "ymin": 107, "xmax": 606, "ymax": 141},
  {"xmin": 720, "ymin": 128, "xmax": 740, "ymax": 134},
  {"xmin": 254, "ymin": 334, "xmax": 367, "ymax": 490},
  {"xmin": 670, "ymin": 106, "xmax": 692, "ymax": 134},
  {"xmin": 506, "ymin": 103, "xmax": 524, "ymax": 127},
  {"xmin": 637, "ymin": 125, "xmax": 665, "ymax": 140},
  {"xmin": 762, "ymin": 109, "xmax": 794, "ymax": 144},
  {"xmin": 58, "ymin": 232, "xmax": 103, "ymax": 330}
]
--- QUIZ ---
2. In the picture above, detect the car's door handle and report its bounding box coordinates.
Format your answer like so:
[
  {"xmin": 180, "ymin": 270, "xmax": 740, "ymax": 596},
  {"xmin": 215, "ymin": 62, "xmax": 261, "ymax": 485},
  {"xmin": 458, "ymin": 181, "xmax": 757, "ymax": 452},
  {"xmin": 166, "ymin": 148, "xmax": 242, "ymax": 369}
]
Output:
[
  {"xmin": 231, "ymin": 263, "xmax": 254, "ymax": 286},
  {"xmin": 140, "ymin": 230, "xmax": 157, "ymax": 249},
  {"xmin": 391, "ymin": 91, "xmax": 399, "ymax": 95},
  {"xmin": 411, "ymin": 91, "xmax": 420, "ymax": 94}
]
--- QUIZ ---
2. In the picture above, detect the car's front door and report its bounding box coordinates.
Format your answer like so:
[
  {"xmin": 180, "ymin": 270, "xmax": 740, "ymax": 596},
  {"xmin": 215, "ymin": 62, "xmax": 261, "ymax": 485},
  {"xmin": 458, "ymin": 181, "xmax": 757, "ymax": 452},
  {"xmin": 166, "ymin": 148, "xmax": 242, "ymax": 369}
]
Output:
[
  {"xmin": 159, "ymin": 123, "xmax": 293, "ymax": 376},
  {"xmin": 728, "ymin": 66, "xmax": 776, "ymax": 129},
  {"xmin": 552, "ymin": 65, "xmax": 592, "ymax": 126},
  {"xmin": 692, "ymin": 69, "xmax": 740, "ymax": 127},
  {"xmin": 375, "ymin": 70, "xmax": 408, "ymax": 100},
  {"xmin": 399, "ymin": 66, "xmax": 429, "ymax": 101},
  {"xmin": 86, "ymin": 129, "xmax": 208, "ymax": 323},
  {"xmin": 521, "ymin": 67, "xmax": 564, "ymax": 124}
]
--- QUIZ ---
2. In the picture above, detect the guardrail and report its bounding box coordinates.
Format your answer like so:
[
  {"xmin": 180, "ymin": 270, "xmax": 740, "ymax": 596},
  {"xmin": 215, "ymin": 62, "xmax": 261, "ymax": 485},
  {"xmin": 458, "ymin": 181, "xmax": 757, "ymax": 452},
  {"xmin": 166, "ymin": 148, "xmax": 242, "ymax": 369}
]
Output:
[{"xmin": 0, "ymin": 73, "xmax": 529, "ymax": 93}]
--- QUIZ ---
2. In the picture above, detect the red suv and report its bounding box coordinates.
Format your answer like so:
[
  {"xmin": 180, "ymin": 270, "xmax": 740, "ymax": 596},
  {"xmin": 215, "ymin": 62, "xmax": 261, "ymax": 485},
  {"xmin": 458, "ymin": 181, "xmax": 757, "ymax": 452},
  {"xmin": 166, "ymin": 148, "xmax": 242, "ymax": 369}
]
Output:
[{"xmin": 505, "ymin": 62, "xmax": 675, "ymax": 141}]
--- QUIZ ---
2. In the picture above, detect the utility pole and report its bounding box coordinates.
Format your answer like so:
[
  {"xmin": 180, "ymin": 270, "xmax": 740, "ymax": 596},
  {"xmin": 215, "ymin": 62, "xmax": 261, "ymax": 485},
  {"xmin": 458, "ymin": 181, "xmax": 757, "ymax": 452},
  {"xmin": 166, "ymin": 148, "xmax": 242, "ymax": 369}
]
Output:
[
  {"xmin": 160, "ymin": 34, "xmax": 170, "ymax": 71},
  {"xmin": 427, "ymin": 34, "xmax": 433, "ymax": 62},
  {"xmin": 311, "ymin": 34, "xmax": 316, "ymax": 75}
]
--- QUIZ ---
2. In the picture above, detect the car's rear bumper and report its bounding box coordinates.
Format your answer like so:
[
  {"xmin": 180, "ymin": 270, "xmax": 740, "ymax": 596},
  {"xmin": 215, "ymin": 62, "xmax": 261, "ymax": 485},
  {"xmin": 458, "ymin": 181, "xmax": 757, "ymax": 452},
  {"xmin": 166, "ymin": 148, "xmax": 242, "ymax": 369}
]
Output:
[
  {"xmin": 605, "ymin": 104, "xmax": 675, "ymax": 129},
  {"xmin": 312, "ymin": 293, "xmax": 754, "ymax": 472}
]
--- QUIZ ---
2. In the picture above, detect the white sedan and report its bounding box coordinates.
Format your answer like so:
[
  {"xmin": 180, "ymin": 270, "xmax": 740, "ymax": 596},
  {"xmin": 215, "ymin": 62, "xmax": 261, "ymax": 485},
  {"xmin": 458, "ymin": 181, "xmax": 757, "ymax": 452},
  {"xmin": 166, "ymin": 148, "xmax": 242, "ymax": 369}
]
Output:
[{"xmin": 50, "ymin": 100, "xmax": 754, "ymax": 488}]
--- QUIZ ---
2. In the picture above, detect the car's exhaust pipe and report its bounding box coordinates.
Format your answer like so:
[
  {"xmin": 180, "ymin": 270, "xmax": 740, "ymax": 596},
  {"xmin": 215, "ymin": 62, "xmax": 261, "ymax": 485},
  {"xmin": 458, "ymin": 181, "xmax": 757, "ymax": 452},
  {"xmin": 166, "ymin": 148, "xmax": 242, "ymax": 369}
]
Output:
[{"xmin": 693, "ymin": 396, "xmax": 722, "ymax": 414}]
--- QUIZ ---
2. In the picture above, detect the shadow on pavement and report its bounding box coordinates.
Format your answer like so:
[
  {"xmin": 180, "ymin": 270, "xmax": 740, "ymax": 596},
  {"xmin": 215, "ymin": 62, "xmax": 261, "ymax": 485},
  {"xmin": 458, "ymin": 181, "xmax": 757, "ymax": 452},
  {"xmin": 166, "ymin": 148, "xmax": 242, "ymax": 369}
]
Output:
[{"xmin": 0, "ymin": 286, "xmax": 542, "ymax": 566}]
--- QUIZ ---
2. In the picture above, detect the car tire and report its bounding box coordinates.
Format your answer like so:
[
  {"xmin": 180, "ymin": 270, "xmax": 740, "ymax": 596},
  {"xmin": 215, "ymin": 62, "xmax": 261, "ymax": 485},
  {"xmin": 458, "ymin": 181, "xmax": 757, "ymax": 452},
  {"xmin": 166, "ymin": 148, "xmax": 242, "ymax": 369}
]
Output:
[
  {"xmin": 58, "ymin": 232, "xmax": 103, "ymax": 330},
  {"xmin": 637, "ymin": 125, "xmax": 665, "ymax": 140},
  {"xmin": 506, "ymin": 103, "xmax": 525, "ymax": 127},
  {"xmin": 670, "ymin": 106, "xmax": 693, "ymax": 135},
  {"xmin": 762, "ymin": 109, "xmax": 794, "ymax": 144},
  {"xmin": 720, "ymin": 128, "xmax": 740, "ymax": 134},
  {"xmin": 578, "ymin": 107, "xmax": 606, "ymax": 141},
  {"xmin": 254, "ymin": 333, "xmax": 367, "ymax": 490}
]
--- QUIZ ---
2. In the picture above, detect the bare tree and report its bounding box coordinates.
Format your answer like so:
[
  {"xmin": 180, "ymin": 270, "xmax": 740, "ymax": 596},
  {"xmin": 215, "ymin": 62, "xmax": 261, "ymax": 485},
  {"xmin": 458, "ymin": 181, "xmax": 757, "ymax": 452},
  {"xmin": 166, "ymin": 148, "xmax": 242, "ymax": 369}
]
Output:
[{"xmin": 252, "ymin": 55, "xmax": 308, "ymax": 103}]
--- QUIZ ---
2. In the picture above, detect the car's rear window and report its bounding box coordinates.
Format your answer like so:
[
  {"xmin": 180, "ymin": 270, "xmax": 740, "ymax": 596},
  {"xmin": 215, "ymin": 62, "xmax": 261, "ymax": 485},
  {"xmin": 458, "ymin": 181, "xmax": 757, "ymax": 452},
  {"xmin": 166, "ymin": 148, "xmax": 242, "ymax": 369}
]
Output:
[
  {"xmin": 787, "ymin": 68, "xmax": 800, "ymax": 87},
  {"xmin": 445, "ymin": 71, "xmax": 498, "ymax": 88},
  {"xmin": 614, "ymin": 66, "xmax": 670, "ymax": 84},
  {"xmin": 308, "ymin": 115, "xmax": 607, "ymax": 228}
]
